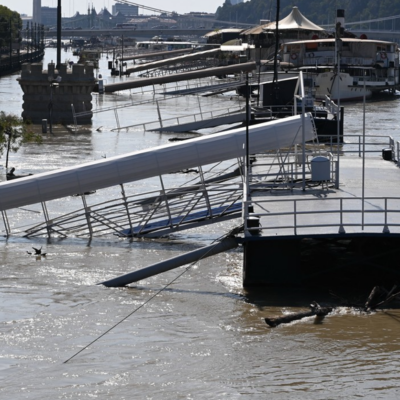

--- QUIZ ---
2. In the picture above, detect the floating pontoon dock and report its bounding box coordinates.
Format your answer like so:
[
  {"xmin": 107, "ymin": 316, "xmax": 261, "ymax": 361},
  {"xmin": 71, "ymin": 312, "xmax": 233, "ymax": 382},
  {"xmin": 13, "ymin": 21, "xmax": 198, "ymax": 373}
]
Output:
[{"xmin": 241, "ymin": 138, "xmax": 400, "ymax": 288}]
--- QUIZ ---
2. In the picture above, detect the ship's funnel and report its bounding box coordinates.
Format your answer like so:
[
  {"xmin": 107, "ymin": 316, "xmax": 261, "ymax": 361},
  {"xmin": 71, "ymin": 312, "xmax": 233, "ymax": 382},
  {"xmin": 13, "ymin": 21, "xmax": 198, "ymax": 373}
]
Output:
[{"xmin": 336, "ymin": 9, "xmax": 345, "ymax": 29}]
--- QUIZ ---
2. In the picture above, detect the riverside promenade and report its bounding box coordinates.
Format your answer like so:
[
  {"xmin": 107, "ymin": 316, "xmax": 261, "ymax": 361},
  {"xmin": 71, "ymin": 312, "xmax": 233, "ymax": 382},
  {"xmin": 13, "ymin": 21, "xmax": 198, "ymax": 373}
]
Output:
[{"xmin": 0, "ymin": 49, "xmax": 44, "ymax": 76}]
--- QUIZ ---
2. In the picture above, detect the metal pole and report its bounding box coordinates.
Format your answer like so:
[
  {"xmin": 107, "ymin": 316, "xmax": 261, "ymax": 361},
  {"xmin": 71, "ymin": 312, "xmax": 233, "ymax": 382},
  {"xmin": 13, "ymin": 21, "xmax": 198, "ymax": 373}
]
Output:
[
  {"xmin": 197, "ymin": 95, "xmax": 203, "ymax": 120},
  {"xmin": 257, "ymin": 45, "xmax": 262, "ymax": 107},
  {"xmin": 362, "ymin": 79, "xmax": 366, "ymax": 230},
  {"xmin": 17, "ymin": 24, "xmax": 20, "ymax": 65},
  {"xmin": 300, "ymin": 72, "xmax": 306, "ymax": 191},
  {"xmin": 5, "ymin": 132, "xmax": 11, "ymax": 169},
  {"xmin": 120, "ymin": 34, "xmax": 124, "ymax": 76},
  {"xmin": 335, "ymin": 20, "xmax": 342, "ymax": 189},
  {"xmin": 57, "ymin": 0, "xmax": 61, "ymax": 69},
  {"xmin": 245, "ymin": 73, "xmax": 250, "ymax": 170},
  {"xmin": 273, "ymin": 0, "xmax": 280, "ymax": 85},
  {"xmin": 9, "ymin": 19, "xmax": 12, "ymax": 70},
  {"xmin": 29, "ymin": 23, "xmax": 33, "ymax": 62},
  {"xmin": 49, "ymin": 83, "xmax": 53, "ymax": 135}
]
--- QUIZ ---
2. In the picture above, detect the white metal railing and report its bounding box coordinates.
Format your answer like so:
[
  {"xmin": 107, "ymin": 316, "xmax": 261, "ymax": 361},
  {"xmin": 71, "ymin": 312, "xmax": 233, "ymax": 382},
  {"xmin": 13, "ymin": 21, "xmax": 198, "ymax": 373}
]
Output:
[
  {"xmin": 18, "ymin": 160, "xmax": 245, "ymax": 238},
  {"xmin": 243, "ymin": 132, "xmax": 400, "ymax": 237},
  {"xmin": 318, "ymin": 133, "xmax": 395, "ymax": 158},
  {"xmin": 302, "ymin": 56, "xmax": 373, "ymax": 66},
  {"xmin": 21, "ymin": 183, "xmax": 243, "ymax": 238},
  {"xmin": 244, "ymin": 196, "xmax": 400, "ymax": 236},
  {"xmin": 112, "ymin": 105, "xmax": 244, "ymax": 132},
  {"xmin": 248, "ymin": 153, "xmax": 337, "ymax": 187},
  {"xmin": 357, "ymin": 76, "xmax": 396, "ymax": 83},
  {"xmin": 323, "ymin": 95, "xmax": 339, "ymax": 115}
]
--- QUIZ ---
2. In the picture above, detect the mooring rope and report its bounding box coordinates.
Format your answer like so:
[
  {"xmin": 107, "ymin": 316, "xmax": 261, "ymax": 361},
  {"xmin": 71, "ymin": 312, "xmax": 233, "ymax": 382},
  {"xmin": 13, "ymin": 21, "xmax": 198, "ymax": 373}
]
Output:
[{"xmin": 63, "ymin": 225, "xmax": 242, "ymax": 364}]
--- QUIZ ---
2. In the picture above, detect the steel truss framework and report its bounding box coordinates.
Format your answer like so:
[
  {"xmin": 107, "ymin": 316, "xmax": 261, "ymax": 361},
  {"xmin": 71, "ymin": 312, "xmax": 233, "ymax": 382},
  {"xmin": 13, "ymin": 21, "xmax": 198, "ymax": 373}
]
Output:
[{"xmin": 13, "ymin": 160, "xmax": 245, "ymax": 239}]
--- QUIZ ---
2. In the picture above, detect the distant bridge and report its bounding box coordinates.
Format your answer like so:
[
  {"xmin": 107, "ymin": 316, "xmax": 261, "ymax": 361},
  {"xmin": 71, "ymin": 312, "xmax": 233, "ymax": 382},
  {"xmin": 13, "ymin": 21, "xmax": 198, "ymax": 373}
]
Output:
[
  {"xmin": 46, "ymin": 13, "xmax": 400, "ymax": 43},
  {"xmin": 347, "ymin": 30, "xmax": 400, "ymax": 42},
  {"xmin": 45, "ymin": 28, "xmax": 212, "ymax": 40},
  {"xmin": 322, "ymin": 14, "xmax": 400, "ymax": 42},
  {"xmin": 47, "ymin": 28, "xmax": 400, "ymax": 44}
]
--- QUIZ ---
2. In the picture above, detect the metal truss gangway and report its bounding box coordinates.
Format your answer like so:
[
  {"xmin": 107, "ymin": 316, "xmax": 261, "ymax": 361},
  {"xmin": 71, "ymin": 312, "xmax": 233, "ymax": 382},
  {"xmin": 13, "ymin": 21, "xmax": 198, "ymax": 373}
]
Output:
[
  {"xmin": 0, "ymin": 115, "xmax": 317, "ymax": 238},
  {"xmin": 72, "ymin": 92, "xmax": 245, "ymax": 132}
]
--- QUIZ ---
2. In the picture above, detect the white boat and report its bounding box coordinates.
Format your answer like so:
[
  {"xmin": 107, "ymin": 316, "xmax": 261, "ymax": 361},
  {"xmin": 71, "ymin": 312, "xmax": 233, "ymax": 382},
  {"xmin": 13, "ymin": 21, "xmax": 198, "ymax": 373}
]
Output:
[
  {"xmin": 281, "ymin": 38, "xmax": 400, "ymax": 101},
  {"xmin": 136, "ymin": 40, "xmax": 195, "ymax": 52}
]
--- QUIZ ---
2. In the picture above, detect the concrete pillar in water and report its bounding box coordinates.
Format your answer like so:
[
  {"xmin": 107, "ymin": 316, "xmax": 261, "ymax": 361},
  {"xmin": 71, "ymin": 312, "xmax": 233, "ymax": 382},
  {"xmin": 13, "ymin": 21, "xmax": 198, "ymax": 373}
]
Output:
[{"xmin": 17, "ymin": 62, "xmax": 97, "ymax": 125}]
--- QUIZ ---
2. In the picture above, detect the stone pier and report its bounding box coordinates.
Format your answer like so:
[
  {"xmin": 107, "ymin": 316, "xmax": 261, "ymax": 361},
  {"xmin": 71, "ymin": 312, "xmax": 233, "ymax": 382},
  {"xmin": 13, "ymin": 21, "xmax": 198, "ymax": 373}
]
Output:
[{"xmin": 18, "ymin": 62, "xmax": 97, "ymax": 125}]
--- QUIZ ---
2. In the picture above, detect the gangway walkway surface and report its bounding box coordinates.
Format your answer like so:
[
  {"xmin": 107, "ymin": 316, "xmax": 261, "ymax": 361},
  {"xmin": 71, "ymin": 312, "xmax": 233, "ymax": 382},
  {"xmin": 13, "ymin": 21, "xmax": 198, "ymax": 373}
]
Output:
[
  {"xmin": 0, "ymin": 115, "xmax": 316, "ymax": 238},
  {"xmin": 98, "ymin": 62, "xmax": 256, "ymax": 93},
  {"xmin": 152, "ymin": 112, "xmax": 247, "ymax": 133}
]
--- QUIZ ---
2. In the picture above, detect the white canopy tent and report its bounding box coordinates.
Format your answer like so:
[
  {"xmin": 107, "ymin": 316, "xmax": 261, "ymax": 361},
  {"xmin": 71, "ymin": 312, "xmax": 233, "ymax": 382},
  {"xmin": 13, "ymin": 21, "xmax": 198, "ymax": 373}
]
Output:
[
  {"xmin": 265, "ymin": 6, "xmax": 325, "ymax": 32},
  {"xmin": 242, "ymin": 7, "xmax": 325, "ymax": 36}
]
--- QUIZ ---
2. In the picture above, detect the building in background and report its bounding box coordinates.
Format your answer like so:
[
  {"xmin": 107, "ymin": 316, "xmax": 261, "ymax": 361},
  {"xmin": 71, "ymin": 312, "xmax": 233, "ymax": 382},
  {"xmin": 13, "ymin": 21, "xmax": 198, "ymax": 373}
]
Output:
[
  {"xmin": 112, "ymin": 3, "xmax": 139, "ymax": 16},
  {"xmin": 41, "ymin": 6, "xmax": 57, "ymax": 27},
  {"xmin": 32, "ymin": 0, "xmax": 41, "ymax": 24},
  {"xmin": 231, "ymin": 0, "xmax": 244, "ymax": 4}
]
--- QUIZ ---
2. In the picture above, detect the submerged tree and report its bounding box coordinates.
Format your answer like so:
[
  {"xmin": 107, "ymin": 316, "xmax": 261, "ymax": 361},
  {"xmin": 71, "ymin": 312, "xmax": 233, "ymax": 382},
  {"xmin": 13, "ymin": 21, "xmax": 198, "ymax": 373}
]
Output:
[{"xmin": 0, "ymin": 112, "xmax": 42, "ymax": 169}]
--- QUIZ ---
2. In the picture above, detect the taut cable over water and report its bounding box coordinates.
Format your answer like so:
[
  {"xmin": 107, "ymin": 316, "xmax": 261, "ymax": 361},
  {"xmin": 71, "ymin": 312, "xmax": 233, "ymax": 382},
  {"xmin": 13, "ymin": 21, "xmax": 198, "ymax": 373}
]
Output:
[{"xmin": 63, "ymin": 226, "xmax": 242, "ymax": 364}]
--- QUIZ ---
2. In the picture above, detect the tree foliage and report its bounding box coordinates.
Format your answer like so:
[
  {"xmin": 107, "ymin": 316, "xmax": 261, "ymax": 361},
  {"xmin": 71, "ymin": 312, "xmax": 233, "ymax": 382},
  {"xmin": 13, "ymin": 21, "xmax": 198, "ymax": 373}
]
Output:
[
  {"xmin": 0, "ymin": 5, "xmax": 22, "ymax": 48},
  {"xmin": 216, "ymin": 0, "xmax": 400, "ymax": 28},
  {"xmin": 0, "ymin": 112, "xmax": 42, "ymax": 168}
]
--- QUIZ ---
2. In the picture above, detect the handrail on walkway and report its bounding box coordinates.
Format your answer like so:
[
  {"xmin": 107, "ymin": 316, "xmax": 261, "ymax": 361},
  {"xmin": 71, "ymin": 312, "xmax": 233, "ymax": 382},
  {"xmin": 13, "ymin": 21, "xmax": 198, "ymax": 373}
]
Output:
[{"xmin": 244, "ymin": 196, "xmax": 400, "ymax": 237}]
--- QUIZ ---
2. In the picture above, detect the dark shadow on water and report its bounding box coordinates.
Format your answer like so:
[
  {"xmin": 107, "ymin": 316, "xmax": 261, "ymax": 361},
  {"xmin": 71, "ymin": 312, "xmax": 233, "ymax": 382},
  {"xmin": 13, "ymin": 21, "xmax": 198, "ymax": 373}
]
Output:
[{"xmin": 242, "ymin": 284, "xmax": 400, "ymax": 310}]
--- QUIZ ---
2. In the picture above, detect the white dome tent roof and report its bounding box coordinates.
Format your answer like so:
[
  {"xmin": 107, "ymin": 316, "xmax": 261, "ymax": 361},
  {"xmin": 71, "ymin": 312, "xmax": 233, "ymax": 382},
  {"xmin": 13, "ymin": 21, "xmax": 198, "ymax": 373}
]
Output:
[{"xmin": 264, "ymin": 6, "xmax": 325, "ymax": 32}]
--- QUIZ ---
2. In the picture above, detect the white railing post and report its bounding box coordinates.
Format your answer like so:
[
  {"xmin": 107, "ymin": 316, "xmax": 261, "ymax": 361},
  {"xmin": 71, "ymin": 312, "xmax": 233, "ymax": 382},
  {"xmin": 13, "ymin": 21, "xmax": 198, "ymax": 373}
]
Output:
[
  {"xmin": 41, "ymin": 201, "xmax": 53, "ymax": 238},
  {"xmin": 338, "ymin": 198, "xmax": 346, "ymax": 234},
  {"xmin": 197, "ymin": 95, "xmax": 203, "ymax": 120},
  {"xmin": 397, "ymin": 141, "xmax": 400, "ymax": 166},
  {"xmin": 383, "ymin": 198, "xmax": 390, "ymax": 233},
  {"xmin": 156, "ymin": 100, "xmax": 163, "ymax": 129},
  {"xmin": 1, "ymin": 210, "xmax": 10, "ymax": 236},
  {"xmin": 114, "ymin": 109, "xmax": 120, "ymax": 130}
]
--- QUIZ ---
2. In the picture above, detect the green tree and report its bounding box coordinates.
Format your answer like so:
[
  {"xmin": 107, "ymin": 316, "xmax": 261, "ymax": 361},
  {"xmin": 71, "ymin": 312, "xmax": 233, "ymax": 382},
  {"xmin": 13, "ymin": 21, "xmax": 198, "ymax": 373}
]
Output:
[
  {"xmin": 0, "ymin": 5, "xmax": 22, "ymax": 49},
  {"xmin": 215, "ymin": 0, "xmax": 400, "ymax": 27},
  {"xmin": 0, "ymin": 112, "xmax": 42, "ymax": 169}
]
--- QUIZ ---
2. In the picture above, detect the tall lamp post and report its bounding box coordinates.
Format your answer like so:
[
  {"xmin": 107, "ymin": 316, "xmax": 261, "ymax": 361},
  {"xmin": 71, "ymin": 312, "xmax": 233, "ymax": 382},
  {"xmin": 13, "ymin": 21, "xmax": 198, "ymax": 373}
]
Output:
[
  {"xmin": 57, "ymin": 0, "xmax": 61, "ymax": 68},
  {"xmin": 9, "ymin": 19, "xmax": 12, "ymax": 70},
  {"xmin": 48, "ymin": 76, "xmax": 62, "ymax": 134},
  {"xmin": 335, "ymin": 20, "xmax": 342, "ymax": 189}
]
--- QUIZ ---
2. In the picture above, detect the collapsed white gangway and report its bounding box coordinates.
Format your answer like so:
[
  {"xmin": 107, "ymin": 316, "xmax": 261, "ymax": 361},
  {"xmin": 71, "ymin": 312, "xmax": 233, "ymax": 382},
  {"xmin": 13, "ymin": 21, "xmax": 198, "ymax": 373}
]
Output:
[{"xmin": 0, "ymin": 114, "xmax": 316, "ymax": 236}]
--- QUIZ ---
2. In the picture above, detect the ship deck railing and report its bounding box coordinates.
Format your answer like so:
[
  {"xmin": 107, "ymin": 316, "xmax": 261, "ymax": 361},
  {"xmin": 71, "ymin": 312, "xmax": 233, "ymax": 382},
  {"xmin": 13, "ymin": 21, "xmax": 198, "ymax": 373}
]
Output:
[
  {"xmin": 302, "ymin": 56, "xmax": 373, "ymax": 66},
  {"xmin": 243, "ymin": 133, "xmax": 400, "ymax": 238},
  {"xmin": 17, "ymin": 163, "xmax": 245, "ymax": 238},
  {"xmin": 243, "ymin": 196, "xmax": 400, "ymax": 237},
  {"xmin": 320, "ymin": 134, "xmax": 395, "ymax": 158}
]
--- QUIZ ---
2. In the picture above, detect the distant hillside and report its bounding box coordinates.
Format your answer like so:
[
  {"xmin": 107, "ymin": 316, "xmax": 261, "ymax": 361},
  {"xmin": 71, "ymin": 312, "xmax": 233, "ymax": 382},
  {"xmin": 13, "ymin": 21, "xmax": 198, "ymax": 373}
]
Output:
[{"xmin": 216, "ymin": 0, "xmax": 400, "ymax": 28}]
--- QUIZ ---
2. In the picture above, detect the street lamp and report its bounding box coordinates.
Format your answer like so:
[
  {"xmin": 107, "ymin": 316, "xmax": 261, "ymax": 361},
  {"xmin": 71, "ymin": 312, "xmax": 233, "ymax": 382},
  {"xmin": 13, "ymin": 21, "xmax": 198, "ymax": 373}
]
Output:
[{"xmin": 48, "ymin": 75, "xmax": 62, "ymax": 134}]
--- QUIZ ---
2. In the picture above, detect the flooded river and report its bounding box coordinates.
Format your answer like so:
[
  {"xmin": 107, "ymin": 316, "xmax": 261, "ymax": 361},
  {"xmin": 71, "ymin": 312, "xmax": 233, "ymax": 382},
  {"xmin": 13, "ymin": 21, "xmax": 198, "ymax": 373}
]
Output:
[{"xmin": 0, "ymin": 48, "xmax": 400, "ymax": 399}]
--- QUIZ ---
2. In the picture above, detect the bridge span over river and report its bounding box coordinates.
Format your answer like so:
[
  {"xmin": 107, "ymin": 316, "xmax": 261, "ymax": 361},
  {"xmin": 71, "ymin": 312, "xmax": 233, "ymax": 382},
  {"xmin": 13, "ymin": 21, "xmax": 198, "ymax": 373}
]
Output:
[{"xmin": 45, "ymin": 28, "xmax": 211, "ymax": 41}]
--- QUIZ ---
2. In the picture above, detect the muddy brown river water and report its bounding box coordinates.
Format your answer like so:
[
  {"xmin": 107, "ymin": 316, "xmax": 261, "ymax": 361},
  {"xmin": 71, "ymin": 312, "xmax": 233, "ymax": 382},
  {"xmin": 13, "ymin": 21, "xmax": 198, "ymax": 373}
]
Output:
[{"xmin": 0, "ymin": 47, "xmax": 400, "ymax": 399}]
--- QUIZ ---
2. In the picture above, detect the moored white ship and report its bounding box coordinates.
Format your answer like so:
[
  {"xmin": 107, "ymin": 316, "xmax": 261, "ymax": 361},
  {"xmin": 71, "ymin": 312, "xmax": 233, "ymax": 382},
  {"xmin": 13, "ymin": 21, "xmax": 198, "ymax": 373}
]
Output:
[{"xmin": 281, "ymin": 37, "xmax": 399, "ymax": 101}]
